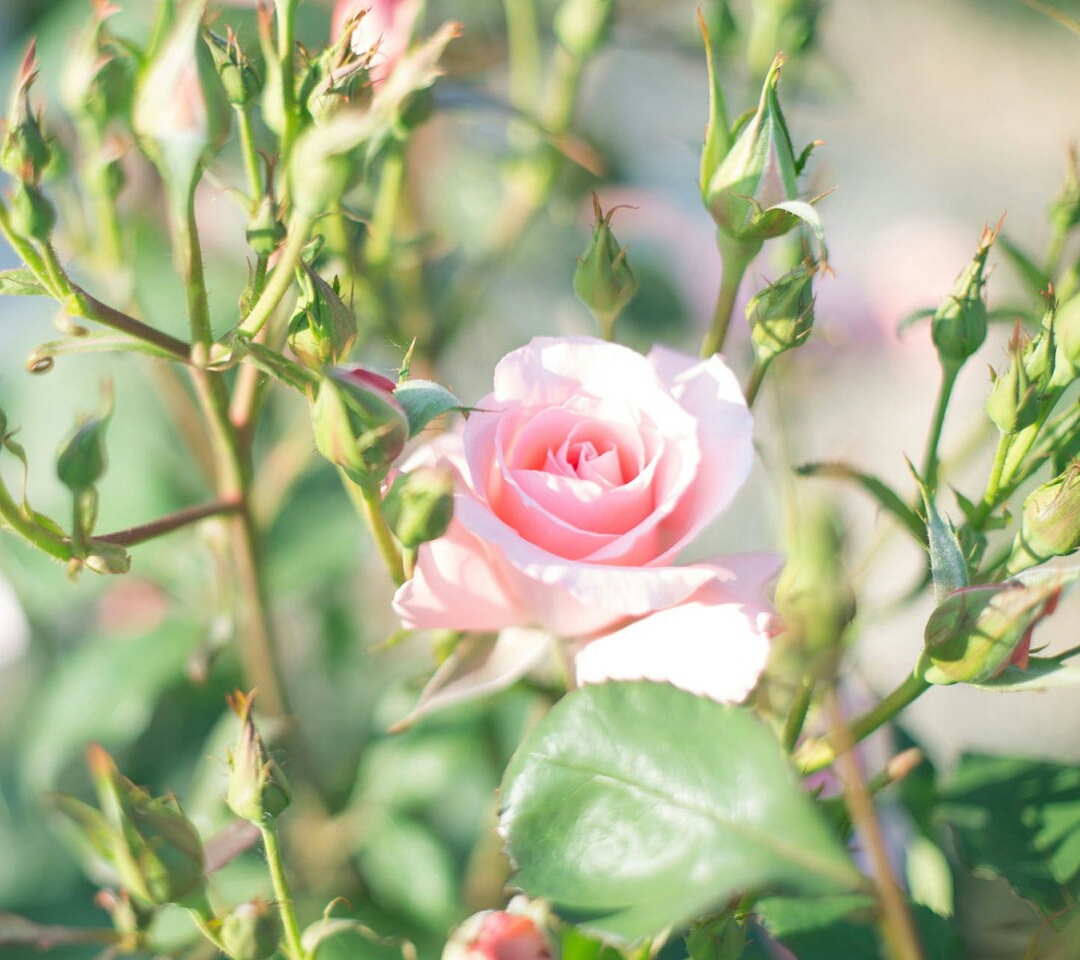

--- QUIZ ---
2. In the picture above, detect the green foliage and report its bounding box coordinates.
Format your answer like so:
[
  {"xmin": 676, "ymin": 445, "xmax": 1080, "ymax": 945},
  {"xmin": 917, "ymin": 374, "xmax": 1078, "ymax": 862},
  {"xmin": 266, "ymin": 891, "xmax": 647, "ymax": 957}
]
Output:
[{"xmin": 499, "ymin": 682, "xmax": 861, "ymax": 943}]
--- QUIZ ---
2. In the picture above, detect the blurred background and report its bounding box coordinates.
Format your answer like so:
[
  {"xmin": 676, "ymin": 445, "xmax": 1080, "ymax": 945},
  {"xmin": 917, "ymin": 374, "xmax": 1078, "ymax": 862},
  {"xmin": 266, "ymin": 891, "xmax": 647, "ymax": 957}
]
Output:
[{"xmin": 2, "ymin": 0, "xmax": 1080, "ymax": 958}]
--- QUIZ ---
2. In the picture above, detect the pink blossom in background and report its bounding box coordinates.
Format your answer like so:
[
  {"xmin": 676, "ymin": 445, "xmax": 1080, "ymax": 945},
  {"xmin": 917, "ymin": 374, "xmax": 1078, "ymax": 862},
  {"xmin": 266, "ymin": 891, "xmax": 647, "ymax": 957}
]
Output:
[
  {"xmin": 331, "ymin": 0, "xmax": 421, "ymax": 81},
  {"xmin": 393, "ymin": 337, "xmax": 779, "ymax": 703}
]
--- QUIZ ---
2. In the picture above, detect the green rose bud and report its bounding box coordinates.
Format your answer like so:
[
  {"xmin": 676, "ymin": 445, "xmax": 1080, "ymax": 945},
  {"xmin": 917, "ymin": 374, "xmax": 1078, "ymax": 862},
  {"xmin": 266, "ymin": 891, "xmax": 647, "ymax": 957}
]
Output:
[
  {"xmin": 987, "ymin": 326, "xmax": 1040, "ymax": 435},
  {"xmin": 1007, "ymin": 464, "xmax": 1080, "ymax": 574},
  {"xmin": 246, "ymin": 192, "xmax": 285, "ymax": 258},
  {"xmin": 206, "ymin": 28, "xmax": 262, "ymax": 108},
  {"xmin": 1053, "ymin": 291, "xmax": 1080, "ymax": 388},
  {"xmin": 572, "ymin": 195, "xmax": 638, "ymax": 339},
  {"xmin": 920, "ymin": 577, "xmax": 1062, "ymax": 685},
  {"xmin": 221, "ymin": 900, "xmax": 283, "ymax": 960},
  {"xmin": 382, "ymin": 464, "xmax": 455, "ymax": 548},
  {"xmin": 56, "ymin": 384, "xmax": 113, "ymax": 495},
  {"xmin": 1, "ymin": 41, "xmax": 51, "ymax": 183},
  {"xmin": 931, "ymin": 223, "xmax": 995, "ymax": 371},
  {"xmin": 702, "ymin": 54, "xmax": 804, "ymax": 244},
  {"xmin": 747, "ymin": 260, "xmax": 816, "ymax": 364},
  {"xmin": 287, "ymin": 267, "xmax": 358, "ymax": 370},
  {"xmin": 60, "ymin": 6, "xmax": 133, "ymax": 126},
  {"xmin": 9, "ymin": 181, "xmax": 56, "ymax": 241},
  {"xmin": 311, "ymin": 367, "xmax": 410, "ymax": 487},
  {"xmin": 554, "ymin": 0, "xmax": 614, "ymax": 58},
  {"xmin": 1049, "ymin": 144, "xmax": 1080, "ymax": 236},
  {"xmin": 226, "ymin": 690, "xmax": 291, "ymax": 824},
  {"xmin": 87, "ymin": 744, "xmax": 206, "ymax": 906}
]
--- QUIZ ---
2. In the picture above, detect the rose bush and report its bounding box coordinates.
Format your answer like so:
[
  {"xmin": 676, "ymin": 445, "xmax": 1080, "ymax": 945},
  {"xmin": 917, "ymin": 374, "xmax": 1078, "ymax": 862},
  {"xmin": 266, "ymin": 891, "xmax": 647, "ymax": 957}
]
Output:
[{"xmin": 393, "ymin": 337, "xmax": 778, "ymax": 702}]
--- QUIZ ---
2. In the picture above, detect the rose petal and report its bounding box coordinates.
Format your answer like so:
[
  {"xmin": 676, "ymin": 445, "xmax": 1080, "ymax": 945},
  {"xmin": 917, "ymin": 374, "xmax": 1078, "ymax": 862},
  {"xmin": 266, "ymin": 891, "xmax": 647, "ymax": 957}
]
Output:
[{"xmin": 573, "ymin": 597, "xmax": 774, "ymax": 704}]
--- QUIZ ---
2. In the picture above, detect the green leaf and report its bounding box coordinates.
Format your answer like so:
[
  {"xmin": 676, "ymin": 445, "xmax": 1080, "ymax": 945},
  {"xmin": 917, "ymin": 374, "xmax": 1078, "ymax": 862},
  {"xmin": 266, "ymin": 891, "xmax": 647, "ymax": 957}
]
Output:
[
  {"xmin": 394, "ymin": 380, "xmax": 465, "ymax": 438},
  {"xmin": 0, "ymin": 267, "xmax": 48, "ymax": 297},
  {"xmin": 939, "ymin": 753, "xmax": 1080, "ymax": 917},
  {"xmin": 916, "ymin": 478, "xmax": 969, "ymax": 602},
  {"xmin": 970, "ymin": 655, "xmax": 1080, "ymax": 692},
  {"xmin": 499, "ymin": 682, "xmax": 862, "ymax": 943},
  {"xmin": 998, "ymin": 235, "xmax": 1050, "ymax": 296},
  {"xmin": 795, "ymin": 461, "xmax": 927, "ymax": 547}
]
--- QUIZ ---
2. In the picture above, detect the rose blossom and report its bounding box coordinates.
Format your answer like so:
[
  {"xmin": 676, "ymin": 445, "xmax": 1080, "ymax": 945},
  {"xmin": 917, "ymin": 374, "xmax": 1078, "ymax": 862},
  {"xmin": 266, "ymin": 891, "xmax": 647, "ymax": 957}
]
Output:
[{"xmin": 393, "ymin": 337, "xmax": 778, "ymax": 703}]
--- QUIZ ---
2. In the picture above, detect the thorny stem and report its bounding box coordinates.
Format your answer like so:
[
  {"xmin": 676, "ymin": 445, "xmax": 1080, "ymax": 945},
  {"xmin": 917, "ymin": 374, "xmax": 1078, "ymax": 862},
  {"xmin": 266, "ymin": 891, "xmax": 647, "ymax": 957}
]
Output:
[
  {"xmin": 260, "ymin": 821, "xmax": 306, "ymax": 960},
  {"xmin": 239, "ymin": 214, "xmax": 310, "ymax": 338},
  {"xmin": 275, "ymin": 0, "xmax": 300, "ymax": 177},
  {"xmin": 366, "ymin": 148, "xmax": 405, "ymax": 269}
]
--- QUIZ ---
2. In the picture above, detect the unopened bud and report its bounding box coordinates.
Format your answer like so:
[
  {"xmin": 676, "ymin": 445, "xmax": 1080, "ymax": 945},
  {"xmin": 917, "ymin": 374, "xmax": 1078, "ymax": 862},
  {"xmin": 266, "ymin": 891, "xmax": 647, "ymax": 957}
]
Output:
[
  {"xmin": 921, "ymin": 577, "xmax": 1062, "ymax": 684},
  {"xmin": 87, "ymin": 744, "xmax": 206, "ymax": 906},
  {"xmin": 748, "ymin": 261, "xmax": 815, "ymax": 364},
  {"xmin": 287, "ymin": 267, "xmax": 358, "ymax": 370},
  {"xmin": 246, "ymin": 193, "xmax": 285, "ymax": 257},
  {"xmin": 702, "ymin": 55, "xmax": 804, "ymax": 244},
  {"xmin": 9, "ymin": 181, "xmax": 55, "ymax": 241},
  {"xmin": 1008, "ymin": 464, "xmax": 1080, "ymax": 573},
  {"xmin": 61, "ymin": 7, "xmax": 133, "ymax": 126},
  {"xmin": 931, "ymin": 224, "xmax": 995, "ymax": 370},
  {"xmin": 226, "ymin": 691, "xmax": 291, "ymax": 824},
  {"xmin": 443, "ymin": 899, "xmax": 555, "ymax": 960},
  {"xmin": 56, "ymin": 383, "xmax": 113, "ymax": 495},
  {"xmin": 1049, "ymin": 144, "xmax": 1080, "ymax": 236},
  {"xmin": 573, "ymin": 195, "xmax": 637, "ymax": 338},
  {"xmin": 554, "ymin": 0, "xmax": 614, "ymax": 58},
  {"xmin": 987, "ymin": 326, "xmax": 1039, "ymax": 435},
  {"xmin": 221, "ymin": 900, "xmax": 283, "ymax": 960},
  {"xmin": 774, "ymin": 501, "xmax": 855, "ymax": 677},
  {"xmin": 311, "ymin": 366, "xmax": 409, "ymax": 486},
  {"xmin": 1, "ymin": 42, "xmax": 51, "ymax": 183},
  {"xmin": 1053, "ymin": 292, "xmax": 1080, "ymax": 387},
  {"xmin": 382, "ymin": 464, "xmax": 454, "ymax": 547},
  {"xmin": 207, "ymin": 29, "xmax": 262, "ymax": 108}
]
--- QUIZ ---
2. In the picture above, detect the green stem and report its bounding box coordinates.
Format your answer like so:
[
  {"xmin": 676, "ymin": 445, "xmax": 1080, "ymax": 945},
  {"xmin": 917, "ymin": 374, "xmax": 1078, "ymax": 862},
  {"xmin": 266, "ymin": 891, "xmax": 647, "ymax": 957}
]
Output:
[
  {"xmin": 701, "ymin": 235, "xmax": 759, "ymax": 358},
  {"xmin": 0, "ymin": 471, "xmax": 72, "ymax": 562},
  {"xmin": 781, "ymin": 676, "xmax": 815, "ymax": 753},
  {"xmin": 920, "ymin": 362, "xmax": 958, "ymax": 495},
  {"xmin": 795, "ymin": 671, "xmax": 931, "ymax": 774},
  {"xmin": 182, "ymin": 187, "xmax": 213, "ymax": 347},
  {"xmin": 275, "ymin": 0, "xmax": 299, "ymax": 174},
  {"xmin": 504, "ymin": 0, "xmax": 541, "ymax": 115},
  {"xmin": 366, "ymin": 148, "xmax": 405, "ymax": 269},
  {"xmin": 340, "ymin": 471, "xmax": 405, "ymax": 586},
  {"xmin": 239, "ymin": 214, "xmax": 310, "ymax": 337},
  {"xmin": 95, "ymin": 498, "xmax": 242, "ymax": 547},
  {"xmin": 236, "ymin": 105, "xmax": 264, "ymax": 208},
  {"xmin": 744, "ymin": 359, "xmax": 769, "ymax": 407},
  {"xmin": 260, "ymin": 821, "xmax": 305, "ymax": 960},
  {"xmin": 0, "ymin": 196, "xmax": 54, "ymax": 292}
]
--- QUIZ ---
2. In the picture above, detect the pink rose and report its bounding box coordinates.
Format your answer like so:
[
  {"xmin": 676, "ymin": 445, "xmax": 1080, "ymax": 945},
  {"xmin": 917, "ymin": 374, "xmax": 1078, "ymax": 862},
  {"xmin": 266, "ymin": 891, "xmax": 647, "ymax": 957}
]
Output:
[{"xmin": 393, "ymin": 337, "xmax": 777, "ymax": 703}]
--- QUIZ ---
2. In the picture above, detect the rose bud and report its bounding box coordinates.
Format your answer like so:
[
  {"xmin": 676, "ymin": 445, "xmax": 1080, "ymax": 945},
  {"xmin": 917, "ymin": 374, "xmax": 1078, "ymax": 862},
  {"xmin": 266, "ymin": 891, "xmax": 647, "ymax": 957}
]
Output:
[
  {"xmin": 220, "ymin": 899, "xmax": 283, "ymax": 960},
  {"xmin": 1006, "ymin": 464, "xmax": 1080, "ymax": 574},
  {"xmin": 747, "ymin": 260, "xmax": 816, "ymax": 365},
  {"xmin": 702, "ymin": 54, "xmax": 806, "ymax": 244},
  {"xmin": 57, "ymin": 385, "xmax": 113, "ymax": 495},
  {"xmin": 1, "ymin": 41, "xmax": 51, "ymax": 183},
  {"xmin": 132, "ymin": 4, "xmax": 230, "ymax": 191},
  {"xmin": 287, "ymin": 267, "xmax": 358, "ymax": 371},
  {"xmin": 1052, "ymin": 291, "xmax": 1080, "ymax": 388},
  {"xmin": 572, "ymin": 194, "xmax": 638, "ymax": 340},
  {"xmin": 246, "ymin": 191, "xmax": 286, "ymax": 258},
  {"xmin": 87, "ymin": 744, "xmax": 206, "ymax": 906},
  {"xmin": 920, "ymin": 577, "xmax": 1063, "ymax": 685},
  {"xmin": 931, "ymin": 223, "xmax": 995, "ymax": 372},
  {"xmin": 382, "ymin": 464, "xmax": 455, "ymax": 548},
  {"xmin": 9, "ymin": 180, "xmax": 56, "ymax": 241},
  {"xmin": 206, "ymin": 28, "xmax": 262, "ymax": 109},
  {"xmin": 225, "ymin": 690, "xmax": 291, "ymax": 824},
  {"xmin": 987, "ymin": 325, "xmax": 1039, "ymax": 436},
  {"xmin": 311, "ymin": 366, "xmax": 410, "ymax": 487},
  {"xmin": 554, "ymin": 0, "xmax": 614, "ymax": 59},
  {"xmin": 334, "ymin": 0, "xmax": 421, "ymax": 83},
  {"xmin": 443, "ymin": 900, "xmax": 555, "ymax": 960},
  {"xmin": 1049, "ymin": 144, "xmax": 1080, "ymax": 237},
  {"xmin": 61, "ymin": 4, "xmax": 133, "ymax": 127},
  {"xmin": 1025, "ymin": 290, "xmax": 1060, "ymax": 391}
]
